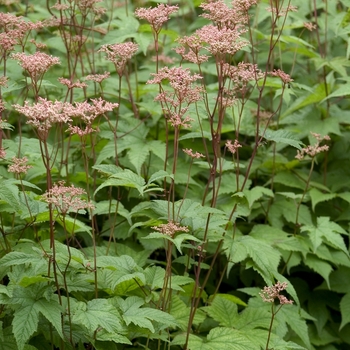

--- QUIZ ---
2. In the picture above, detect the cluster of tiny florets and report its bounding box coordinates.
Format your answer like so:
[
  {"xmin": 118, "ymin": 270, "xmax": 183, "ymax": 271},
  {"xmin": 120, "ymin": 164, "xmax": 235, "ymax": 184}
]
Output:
[
  {"xmin": 135, "ymin": 4, "xmax": 179, "ymax": 32},
  {"xmin": 8, "ymin": 156, "xmax": 32, "ymax": 175},
  {"xmin": 225, "ymin": 139, "xmax": 242, "ymax": 154},
  {"xmin": 58, "ymin": 77, "xmax": 88, "ymax": 89},
  {"xmin": 11, "ymin": 52, "xmax": 60, "ymax": 80},
  {"xmin": 296, "ymin": 132, "xmax": 330, "ymax": 160},
  {"xmin": 99, "ymin": 42, "xmax": 138, "ymax": 75},
  {"xmin": 152, "ymin": 221, "xmax": 189, "ymax": 238},
  {"xmin": 183, "ymin": 148, "xmax": 205, "ymax": 159},
  {"xmin": 270, "ymin": 69, "xmax": 293, "ymax": 84},
  {"xmin": 42, "ymin": 181, "xmax": 94, "ymax": 214},
  {"xmin": 260, "ymin": 281, "xmax": 293, "ymax": 305},
  {"xmin": 85, "ymin": 71, "xmax": 110, "ymax": 83}
]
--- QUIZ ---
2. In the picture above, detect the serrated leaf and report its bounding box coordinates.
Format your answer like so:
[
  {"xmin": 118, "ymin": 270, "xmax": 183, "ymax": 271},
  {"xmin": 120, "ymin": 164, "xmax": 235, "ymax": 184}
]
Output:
[
  {"xmin": 147, "ymin": 170, "xmax": 174, "ymax": 185},
  {"xmin": 243, "ymin": 186, "xmax": 274, "ymax": 208},
  {"xmin": 309, "ymin": 188, "xmax": 336, "ymax": 211},
  {"xmin": 278, "ymin": 306, "xmax": 311, "ymax": 348},
  {"xmin": 117, "ymin": 296, "xmax": 178, "ymax": 332},
  {"xmin": 127, "ymin": 141, "xmax": 150, "ymax": 175},
  {"xmin": 301, "ymin": 217, "xmax": 348, "ymax": 255},
  {"xmin": 72, "ymin": 299, "xmax": 122, "ymax": 334},
  {"xmin": 176, "ymin": 327, "xmax": 259, "ymax": 350},
  {"xmin": 305, "ymin": 254, "xmax": 333, "ymax": 288},
  {"xmin": 340, "ymin": 293, "xmax": 350, "ymax": 330},
  {"xmin": 226, "ymin": 236, "xmax": 281, "ymax": 284},
  {"xmin": 94, "ymin": 167, "xmax": 146, "ymax": 196},
  {"xmin": 205, "ymin": 295, "xmax": 238, "ymax": 327},
  {"xmin": 263, "ymin": 129, "xmax": 303, "ymax": 150},
  {"xmin": 12, "ymin": 304, "xmax": 39, "ymax": 350}
]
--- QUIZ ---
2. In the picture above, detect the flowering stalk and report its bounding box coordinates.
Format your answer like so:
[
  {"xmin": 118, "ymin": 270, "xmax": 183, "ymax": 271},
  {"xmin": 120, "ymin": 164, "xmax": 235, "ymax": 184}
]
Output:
[{"xmin": 260, "ymin": 281, "xmax": 293, "ymax": 350}]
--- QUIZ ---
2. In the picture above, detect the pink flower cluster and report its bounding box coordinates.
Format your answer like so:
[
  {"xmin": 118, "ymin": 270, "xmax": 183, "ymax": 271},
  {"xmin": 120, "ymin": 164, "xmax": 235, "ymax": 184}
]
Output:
[
  {"xmin": 13, "ymin": 97, "xmax": 119, "ymax": 137},
  {"xmin": 11, "ymin": 52, "xmax": 60, "ymax": 80},
  {"xmin": 0, "ymin": 13, "xmax": 43, "ymax": 54},
  {"xmin": 296, "ymin": 132, "xmax": 330, "ymax": 160},
  {"xmin": 200, "ymin": 0, "xmax": 257, "ymax": 29},
  {"xmin": 151, "ymin": 221, "xmax": 189, "ymax": 238},
  {"xmin": 42, "ymin": 181, "xmax": 94, "ymax": 214},
  {"xmin": 135, "ymin": 4, "xmax": 179, "ymax": 32},
  {"xmin": 225, "ymin": 139, "xmax": 242, "ymax": 154},
  {"xmin": 183, "ymin": 148, "xmax": 205, "ymax": 159},
  {"xmin": 99, "ymin": 42, "xmax": 138, "ymax": 75},
  {"xmin": 270, "ymin": 69, "xmax": 293, "ymax": 84},
  {"xmin": 260, "ymin": 281, "xmax": 293, "ymax": 305},
  {"xmin": 8, "ymin": 156, "xmax": 32, "ymax": 175},
  {"xmin": 147, "ymin": 66, "xmax": 203, "ymax": 128}
]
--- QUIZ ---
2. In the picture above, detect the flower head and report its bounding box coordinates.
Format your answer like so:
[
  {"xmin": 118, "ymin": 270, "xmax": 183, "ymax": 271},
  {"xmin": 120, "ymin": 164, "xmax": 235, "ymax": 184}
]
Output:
[
  {"xmin": 11, "ymin": 52, "xmax": 60, "ymax": 80},
  {"xmin": 42, "ymin": 181, "xmax": 94, "ymax": 214},
  {"xmin": 225, "ymin": 139, "xmax": 242, "ymax": 154},
  {"xmin": 260, "ymin": 281, "xmax": 293, "ymax": 305},
  {"xmin": 270, "ymin": 69, "xmax": 293, "ymax": 84},
  {"xmin": 99, "ymin": 42, "xmax": 138, "ymax": 75},
  {"xmin": 152, "ymin": 221, "xmax": 189, "ymax": 238},
  {"xmin": 183, "ymin": 148, "xmax": 205, "ymax": 159},
  {"xmin": 8, "ymin": 156, "xmax": 32, "ymax": 175},
  {"xmin": 135, "ymin": 4, "xmax": 179, "ymax": 32},
  {"xmin": 85, "ymin": 71, "xmax": 110, "ymax": 83},
  {"xmin": 296, "ymin": 132, "xmax": 330, "ymax": 160}
]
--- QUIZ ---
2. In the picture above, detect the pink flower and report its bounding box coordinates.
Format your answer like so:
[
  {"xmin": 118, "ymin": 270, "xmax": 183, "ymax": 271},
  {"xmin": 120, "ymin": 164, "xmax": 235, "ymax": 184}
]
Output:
[
  {"xmin": 260, "ymin": 281, "xmax": 293, "ymax": 305},
  {"xmin": 8, "ymin": 156, "xmax": 32, "ymax": 175},
  {"xmin": 135, "ymin": 4, "xmax": 179, "ymax": 32},
  {"xmin": 11, "ymin": 52, "xmax": 60, "ymax": 80},
  {"xmin": 58, "ymin": 77, "xmax": 87, "ymax": 89},
  {"xmin": 42, "ymin": 181, "xmax": 94, "ymax": 214},
  {"xmin": 200, "ymin": 0, "xmax": 257, "ymax": 29},
  {"xmin": 99, "ymin": 42, "xmax": 138, "ymax": 75},
  {"xmin": 270, "ymin": 69, "xmax": 293, "ymax": 84},
  {"xmin": 85, "ymin": 71, "xmax": 110, "ymax": 83},
  {"xmin": 225, "ymin": 139, "xmax": 242, "ymax": 154},
  {"xmin": 151, "ymin": 221, "xmax": 189, "ymax": 238},
  {"xmin": 295, "ymin": 132, "xmax": 330, "ymax": 160},
  {"xmin": 183, "ymin": 148, "xmax": 205, "ymax": 159}
]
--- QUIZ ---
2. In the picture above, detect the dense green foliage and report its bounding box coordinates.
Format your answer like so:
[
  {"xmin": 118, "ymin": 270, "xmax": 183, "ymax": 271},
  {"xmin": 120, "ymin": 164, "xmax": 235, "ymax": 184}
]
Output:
[{"xmin": 0, "ymin": 0, "xmax": 350, "ymax": 349}]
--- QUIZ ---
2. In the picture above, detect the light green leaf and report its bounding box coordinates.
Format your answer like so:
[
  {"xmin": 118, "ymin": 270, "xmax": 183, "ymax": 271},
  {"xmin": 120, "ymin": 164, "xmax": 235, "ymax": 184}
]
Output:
[
  {"xmin": 205, "ymin": 295, "xmax": 238, "ymax": 327},
  {"xmin": 117, "ymin": 296, "xmax": 178, "ymax": 332},
  {"xmin": 263, "ymin": 129, "xmax": 303, "ymax": 150},
  {"xmin": 278, "ymin": 306, "xmax": 311, "ymax": 349},
  {"xmin": 94, "ymin": 167, "xmax": 146, "ymax": 196},
  {"xmin": 301, "ymin": 217, "xmax": 348, "ymax": 255},
  {"xmin": 340, "ymin": 293, "xmax": 350, "ymax": 330},
  {"xmin": 309, "ymin": 188, "xmax": 336, "ymax": 211},
  {"xmin": 12, "ymin": 304, "xmax": 39, "ymax": 350},
  {"xmin": 305, "ymin": 254, "xmax": 333, "ymax": 288},
  {"xmin": 72, "ymin": 299, "xmax": 122, "ymax": 334},
  {"xmin": 147, "ymin": 170, "xmax": 174, "ymax": 185}
]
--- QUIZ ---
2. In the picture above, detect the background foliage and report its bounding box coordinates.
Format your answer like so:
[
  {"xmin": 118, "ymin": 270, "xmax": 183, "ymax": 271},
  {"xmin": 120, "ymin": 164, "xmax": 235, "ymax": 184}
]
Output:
[{"xmin": 0, "ymin": 0, "xmax": 350, "ymax": 349}]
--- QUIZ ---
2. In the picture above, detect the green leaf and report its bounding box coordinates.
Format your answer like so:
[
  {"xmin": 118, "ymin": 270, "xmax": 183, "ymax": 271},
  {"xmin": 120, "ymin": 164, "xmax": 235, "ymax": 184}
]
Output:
[
  {"xmin": 116, "ymin": 296, "xmax": 178, "ymax": 332},
  {"xmin": 304, "ymin": 254, "xmax": 333, "ymax": 288},
  {"xmin": 204, "ymin": 295, "xmax": 238, "ymax": 327},
  {"xmin": 263, "ymin": 129, "xmax": 303, "ymax": 150},
  {"xmin": 147, "ymin": 170, "xmax": 174, "ymax": 185},
  {"xmin": 72, "ymin": 299, "xmax": 122, "ymax": 334},
  {"xmin": 173, "ymin": 327, "xmax": 260, "ymax": 350},
  {"xmin": 94, "ymin": 167, "xmax": 146, "ymax": 196},
  {"xmin": 340, "ymin": 293, "xmax": 350, "ymax": 330},
  {"xmin": 301, "ymin": 217, "xmax": 348, "ymax": 255},
  {"xmin": 242, "ymin": 186, "xmax": 274, "ymax": 208},
  {"xmin": 309, "ymin": 188, "xmax": 336, "ymax": 211},
  {"xmin": 225, "ymin": 236, "xmax": 281, "ymax": 284},
  {"xmin": 10, "ymin": 285, "xmax": 63, "ymax": 350},
  {"xmin": 278, "ymin": 306, "xmax": 311, "ymax": 349}
]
